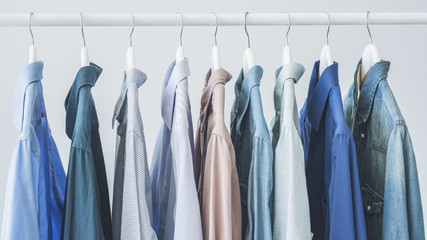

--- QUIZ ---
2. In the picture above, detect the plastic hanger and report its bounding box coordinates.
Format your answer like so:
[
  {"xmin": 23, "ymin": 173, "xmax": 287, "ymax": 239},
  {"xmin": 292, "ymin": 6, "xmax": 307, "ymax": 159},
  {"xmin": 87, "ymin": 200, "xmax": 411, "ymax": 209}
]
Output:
[
  {"xmin": 361, "ymin": 11, "xmax": 380, "ymax": 78},
  {"xmin": 243, "ymin": 12, "xmax": 255, "ymax": 76},
  {"xmin": 211, "ymin": 12, "xmax": 221, "ymax": 71},
  {"xmin": 282, "ymin": 12, "xmax": 292, "ymax": 66},
  {"xmin": 126, "ymin": 13, "xmax": 136, "ymax": 70},
  {"xmin": 28, "ymin": 13, "xmax": 36, "ymax": 63},
  {"xmin": 176, "ymin": 13, "xmax": 185, "ymax": 63},
  {"xmin": 80, "ymin": 12, "xmax": 90, "ymax": 67},
  {"xmin": 319, "ymin": 12, "xmax": 333, "ymax": 79}
]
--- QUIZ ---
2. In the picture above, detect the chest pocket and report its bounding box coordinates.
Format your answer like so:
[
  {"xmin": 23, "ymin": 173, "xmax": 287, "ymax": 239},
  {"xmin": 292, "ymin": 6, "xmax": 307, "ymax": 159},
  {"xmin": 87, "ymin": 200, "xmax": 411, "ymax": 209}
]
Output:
[{"xmin": 362, "ymin": 183, "xmax": 384, "ymax": 216}]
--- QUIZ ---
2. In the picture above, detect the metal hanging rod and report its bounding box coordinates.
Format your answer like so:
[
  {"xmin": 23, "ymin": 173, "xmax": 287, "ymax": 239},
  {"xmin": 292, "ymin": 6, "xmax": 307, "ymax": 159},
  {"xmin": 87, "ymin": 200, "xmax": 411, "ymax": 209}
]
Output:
[{"xmin": 0, "ymin": 12, "xmax": 426, "ymax": 27}]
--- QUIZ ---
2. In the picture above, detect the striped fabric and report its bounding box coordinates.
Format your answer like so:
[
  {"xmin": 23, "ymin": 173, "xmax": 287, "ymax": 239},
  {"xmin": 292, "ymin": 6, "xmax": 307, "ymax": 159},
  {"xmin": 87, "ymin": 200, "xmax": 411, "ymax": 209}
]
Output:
[{"xmin": 112, "ymin": 68, "xmax": 157, "ymax": 240}]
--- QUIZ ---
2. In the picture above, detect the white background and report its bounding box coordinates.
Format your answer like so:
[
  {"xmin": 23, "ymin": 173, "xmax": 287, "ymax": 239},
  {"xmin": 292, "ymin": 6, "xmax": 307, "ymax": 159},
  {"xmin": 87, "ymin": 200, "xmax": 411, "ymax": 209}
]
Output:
[{"xmin": 0, "ymin": 0, "xmax": 426, "ymax": 231}]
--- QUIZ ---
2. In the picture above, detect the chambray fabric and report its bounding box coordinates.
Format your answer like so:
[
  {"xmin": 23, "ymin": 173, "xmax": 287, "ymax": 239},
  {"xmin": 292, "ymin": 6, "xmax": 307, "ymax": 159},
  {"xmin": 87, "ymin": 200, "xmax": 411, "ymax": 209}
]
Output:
[
  {"xmin": 150, "ymin": 59, "xmax": 202, "ymax": 240},
  {"xmin": 230, "ymin": 66, "xmax": 273, "ymax": 240},
  {"xmin": 343, "ymin": 60, "xmax": 425, "ymax": 240},
  {"xmin": 269, "ymin": 63, "xmax": 311, "ymax": 240},
  {"xmin": 1, "ymin": 61, "xmax": 66, "ymax": 240},
  {"xmin": 62, "ymin": 62, "xmax": 113, "ymax": 240},
  {"xmin": 111, "ymin": 69, "xmax": 157, "ymax": 240},
  {"xmin": 300, "ymin": 61, "xmax": 367, "ymax": 240}
]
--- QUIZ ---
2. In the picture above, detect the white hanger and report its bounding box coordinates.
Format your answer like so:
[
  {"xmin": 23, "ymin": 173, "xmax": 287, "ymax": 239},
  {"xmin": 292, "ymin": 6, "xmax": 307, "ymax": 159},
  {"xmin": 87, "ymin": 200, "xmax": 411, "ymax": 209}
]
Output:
[
  {"xmin": 319, "ymin": 12, "xmax": 333, "ymax": 79},
  {"xmin": 80, "ymin": 12, "xmax": 90, "ymax": 67},
  {"xmin": 126, "ymin": 13, "xmax": 136, "ymax": 70},
  {"xmin": 211, "ymin": 13, "xmax": 221, "ymax": 71},
  {"xmin": 243, "ymin": 12, "xmax": 255, "ymax": 76},
  {"xmin": 176, "ymin": 13, "xmax": 185, "ymax": 63},
  {"xmin": 28, "ymin": 12, "xmax": 36, "ymax": 63},
  {"xmin": 361, "ymin": 11, "xmax": 380, "ymax": 77},
  {"xmin": 282, "ymin": 13, "xmax": 292, "ymax": 67}
]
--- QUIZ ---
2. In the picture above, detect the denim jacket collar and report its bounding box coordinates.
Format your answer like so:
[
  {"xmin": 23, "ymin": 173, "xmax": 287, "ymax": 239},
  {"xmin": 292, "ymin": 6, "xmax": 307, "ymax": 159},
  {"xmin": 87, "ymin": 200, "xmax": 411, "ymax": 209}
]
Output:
[
  {"xmin": 65, "ymin": 62, "xmax": 103, "ymax": 139},
  {"xmin": 231, "ymin": 65, "xmax": 263, "ymax": 135},
  {"xmin": 274, "ymin": 63, "xmax": 305, "ymax": 114},
  {"xmin": 161, "ymin": 58, "xmax": 191, "ymax": 130},
  {"xmin": 199, "ymin": 68, "xmax": 232, "ymax": 133},
  {"xmin": 307, "ymin": 61, "xmax": 339, "ymax": 132},
  {"xmin": 111, "ymin": 68, "xmax": 147, "ymax": 134},
  {"xmin": 12, "ymin": 61, "xmax": 44, "ymax": 131},
  {"xmin": 353, "ymin": 59, "xmax": 390, "ymax": 123}
]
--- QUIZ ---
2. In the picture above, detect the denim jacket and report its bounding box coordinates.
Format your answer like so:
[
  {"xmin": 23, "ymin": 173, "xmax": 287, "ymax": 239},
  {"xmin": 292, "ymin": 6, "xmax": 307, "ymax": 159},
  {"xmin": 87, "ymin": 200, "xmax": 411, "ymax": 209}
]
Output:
[{"xmin": 343, "ymin": 60, "xmax": 425, "ymax": 240}]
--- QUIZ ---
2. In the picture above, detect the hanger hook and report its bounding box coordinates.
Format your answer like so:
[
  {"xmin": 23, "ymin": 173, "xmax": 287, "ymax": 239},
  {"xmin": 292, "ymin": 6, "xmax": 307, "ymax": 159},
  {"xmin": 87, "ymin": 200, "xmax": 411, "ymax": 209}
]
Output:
[
  {"xmin": 284, "ymin": 12, "xmax": 291, "ymax": 46},
  {"xmin": 325, "ymin": 12, "xmax": 330, "ymax": 45},
  {"xmin": 129, "ymin": 13, "xmax": 135, "ymax": 47},
  {"xmin": 212, "ymin": 12, "xmax": 218, "ymax": 46},
  {"xmin": 244, "ymin": 12, "xmax": 251, "ymax": 48},
  {"xmin": 366, "ymin": 11, "xmax": 373, "ymax": 44},
  {"xmin": 29, "ymin": 12, "xmax": 34, "ymax": 46},
  {"xmin": 79, "ymin": 12, "xmax": 86, "ymax": 48},
  {"xmin": 177, "ymin": 12, "xmax": 184, "ymax": 47}
]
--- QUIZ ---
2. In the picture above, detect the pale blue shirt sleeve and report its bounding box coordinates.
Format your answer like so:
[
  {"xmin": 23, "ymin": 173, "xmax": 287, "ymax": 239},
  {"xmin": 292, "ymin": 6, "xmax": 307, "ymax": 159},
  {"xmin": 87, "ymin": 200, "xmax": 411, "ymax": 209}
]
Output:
[
  {"xmin": 170, "ymin": 71, "xmax": 203, "ymax": 240},
  {"xmin": 246, "ymin": 136, "xmax": 273, "ymax": 240}
]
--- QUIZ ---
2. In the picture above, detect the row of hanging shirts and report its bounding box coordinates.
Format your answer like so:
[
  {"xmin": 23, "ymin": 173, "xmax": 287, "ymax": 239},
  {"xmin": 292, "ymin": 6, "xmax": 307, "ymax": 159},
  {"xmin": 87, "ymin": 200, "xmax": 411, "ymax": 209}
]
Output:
[{"xmin": 26, "ymin": 11, "xmax": 381, "ymax": 78}]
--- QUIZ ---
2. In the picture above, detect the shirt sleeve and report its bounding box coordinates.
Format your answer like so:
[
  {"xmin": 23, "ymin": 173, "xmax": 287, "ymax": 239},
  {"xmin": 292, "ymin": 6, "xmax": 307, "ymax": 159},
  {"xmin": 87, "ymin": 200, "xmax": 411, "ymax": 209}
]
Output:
[
  {"xmin": 383, "ymin": 123, "xmax": 425, "ymax": 240},
  {"xmin": 246, "ymin": 136, "xmax": 274, "ymax": 240},
  {"xmin": 170, "ymin": 121, "xmax": 203, "ymax": 240},
  {"xmin": 201, "ymin": 133, "xmax": 242, "ymax": 240},
  {"xmin": 329, "ymin": 134, "xmax": 367, "ymax": 240},
  {"xmin": 62, "ymin": 148, "xmax": 105, "ymax": 240},
  {"xmin": 273, "ymin": 126, "xmax": 311, "ymax": 239},
  {"xmin": 1, "ymin": 140, "xmax": 40, "ymax": 240}
]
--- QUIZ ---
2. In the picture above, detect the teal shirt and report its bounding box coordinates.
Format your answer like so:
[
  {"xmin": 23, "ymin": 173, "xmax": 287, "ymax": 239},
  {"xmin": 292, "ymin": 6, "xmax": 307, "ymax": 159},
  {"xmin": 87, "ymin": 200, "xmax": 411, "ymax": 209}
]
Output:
[{"xmin": 62, "ymin": 63, "xmax": 112, "ymax": 240}]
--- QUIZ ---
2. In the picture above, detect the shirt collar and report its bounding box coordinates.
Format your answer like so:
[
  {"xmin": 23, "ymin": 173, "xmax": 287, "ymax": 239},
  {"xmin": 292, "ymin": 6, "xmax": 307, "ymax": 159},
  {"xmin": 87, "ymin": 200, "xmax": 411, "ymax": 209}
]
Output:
[
  {"xmin": 111, "ymin": 68, "xmax": 147, "ymax": 133},
  {"xmin": 64, "ymin": 62, "xmax": 103, "ymax": 139},
  {"xmin": 353, "ymin": 59, "xmax": 390, "ymax": 123},
  {"xmin": 231, "ymin": 65, "xmax": 263, "ymax": 134},
  {"xmin": 199, "ymin": 68, "xmax": 232, "ymax": 133},
  {"xmin": 161, "ymin": 58, "xmax": 191, "ymax": 130},
  {"xmin": 306, "ymin": 61, "xmax": 339, "ymax": 132},
  {"xmin": 274, "ymin": 63, "xmax": 305, "ymax": 114},
  {"xmin": 12, "ymin": 61, "xmax": 44, "ymax": 131}
]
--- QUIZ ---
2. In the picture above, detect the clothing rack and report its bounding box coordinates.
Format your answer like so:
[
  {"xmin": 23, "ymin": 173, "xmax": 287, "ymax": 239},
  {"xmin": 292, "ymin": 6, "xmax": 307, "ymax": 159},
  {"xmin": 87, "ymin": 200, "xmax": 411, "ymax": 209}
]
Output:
[{"xmin": 0, "ymin": 12, "xmax": 426, "ymax": 27}]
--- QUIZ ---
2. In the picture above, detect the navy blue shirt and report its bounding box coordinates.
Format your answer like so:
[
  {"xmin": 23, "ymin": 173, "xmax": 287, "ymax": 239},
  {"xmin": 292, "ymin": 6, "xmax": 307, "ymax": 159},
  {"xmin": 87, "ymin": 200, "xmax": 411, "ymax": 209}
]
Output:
[{"xmin": 300, "ymin": 61, "xmax": 367, "ymax": 240}]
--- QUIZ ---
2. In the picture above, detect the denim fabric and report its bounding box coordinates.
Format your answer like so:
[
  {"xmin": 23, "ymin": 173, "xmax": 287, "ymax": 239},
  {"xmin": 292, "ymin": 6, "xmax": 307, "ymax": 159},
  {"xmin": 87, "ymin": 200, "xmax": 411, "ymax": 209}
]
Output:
[
  {"xmin": 300, "ymin": 61, "xmax": 367, "ymax": 240},
  {"xmin": 269, "ymin": 63, "xmax": 311, "ymax": 240},
  {"xmin": 151, "ymin": 59, "xmax": 202, "ymax": 240},
  {"xmin": 230, "ymin": 66, "xmax": 273, "ymax": 240},
  {"xmin": 343, "ymin": 60, "xmax": 425, "ymax": 240},
  {"xmin": 2, "ymin": 61, "xmax": 66, "ymax": 240},
  {"xmin": 111, "ymin": 69, "xmax": 157, "ymax": 240},
  {"xmin": 62, "ymin": 63, "xmax": 113, "ymax": 240}
]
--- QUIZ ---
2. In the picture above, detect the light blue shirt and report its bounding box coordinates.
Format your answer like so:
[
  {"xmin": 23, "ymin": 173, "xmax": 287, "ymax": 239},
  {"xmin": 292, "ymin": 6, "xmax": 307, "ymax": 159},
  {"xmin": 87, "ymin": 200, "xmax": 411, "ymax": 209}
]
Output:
[
  {"xmin": 2, "ymin": 61, "xmax": 66, "ymax": 240},
  {"xmin": 112, "ymin": 69, "xmax": 157, "ymax": 240},
  {"xmin": 269, "ymin": 63, "xmax": 311, "ymax": 240},
  {"xmin": 151, "ymin": 59, "xmax": 202, "ymax": 240},
  {"xmin": 230, "ymin": 66, "xmax": 273, "ymax": 240}
]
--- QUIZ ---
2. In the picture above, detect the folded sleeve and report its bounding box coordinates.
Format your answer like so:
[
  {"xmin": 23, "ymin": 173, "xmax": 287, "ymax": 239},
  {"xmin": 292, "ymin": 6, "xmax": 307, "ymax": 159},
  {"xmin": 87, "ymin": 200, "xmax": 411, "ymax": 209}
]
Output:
[
  {"xmin": 329, "ymin": 134, "xmax": 367, "ymax": 240},
  {"xmin": 383, "ymin": 124, "xmax": 425, "ymax": 240}
]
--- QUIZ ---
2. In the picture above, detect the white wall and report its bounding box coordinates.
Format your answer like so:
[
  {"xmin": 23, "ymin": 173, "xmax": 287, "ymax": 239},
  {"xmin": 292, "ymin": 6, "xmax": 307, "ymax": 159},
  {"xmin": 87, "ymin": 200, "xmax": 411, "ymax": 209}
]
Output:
[{"xmin": 1, "ymin": 0, "xmax": 426, "ymax": 231}]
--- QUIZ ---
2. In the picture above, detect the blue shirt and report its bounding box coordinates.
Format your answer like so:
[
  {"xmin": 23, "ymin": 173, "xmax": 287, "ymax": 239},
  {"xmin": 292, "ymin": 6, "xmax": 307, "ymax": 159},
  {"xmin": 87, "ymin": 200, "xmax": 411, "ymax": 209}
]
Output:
[
  {"xmin": 343, "ymin": 60, "xmax": 425, "ymax": 240},
  {"xmin": 300, "ymin": 61, "xmax": 367, "ymax": 240},
  {"xmin": 151, "ymin": 59, "xmax": 202, "ymax": 240},
  {"xmin": 62, "ymin": 63, "xmax": 113, "ymax": 240},
  {"xmin": 1, "ymin": 61, "xmax": 66, "ymax": 240},
  {"xmin": 230, "ymin": 66, "xmax": 273, "ymax": 240}
]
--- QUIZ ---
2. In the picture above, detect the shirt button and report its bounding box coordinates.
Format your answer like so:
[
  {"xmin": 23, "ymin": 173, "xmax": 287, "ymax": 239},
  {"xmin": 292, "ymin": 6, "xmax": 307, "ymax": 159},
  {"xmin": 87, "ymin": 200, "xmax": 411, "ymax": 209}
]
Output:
[
  {"xmin": 367, "ymin": 205, "xmax": 371, "ymax": 211},
  {"xmin": 361, "ymin": 133, "xmax": 365, "ymax": 139}
]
